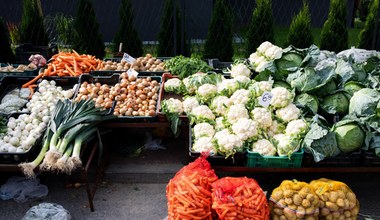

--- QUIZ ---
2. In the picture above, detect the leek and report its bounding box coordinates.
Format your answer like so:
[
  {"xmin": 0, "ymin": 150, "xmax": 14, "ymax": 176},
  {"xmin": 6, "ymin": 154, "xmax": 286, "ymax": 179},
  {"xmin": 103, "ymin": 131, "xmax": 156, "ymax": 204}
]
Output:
[{"xmin": 71, "ymin": 127, "xmax": 98, "ymax": 168}]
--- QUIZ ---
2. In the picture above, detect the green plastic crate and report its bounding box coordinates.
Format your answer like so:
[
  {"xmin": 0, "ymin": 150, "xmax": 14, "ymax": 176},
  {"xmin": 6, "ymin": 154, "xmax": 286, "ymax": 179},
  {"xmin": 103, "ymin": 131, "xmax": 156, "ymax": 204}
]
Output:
[{"xmin": 246, "ymin": 149, "xmax": 304, "ymax": 168}]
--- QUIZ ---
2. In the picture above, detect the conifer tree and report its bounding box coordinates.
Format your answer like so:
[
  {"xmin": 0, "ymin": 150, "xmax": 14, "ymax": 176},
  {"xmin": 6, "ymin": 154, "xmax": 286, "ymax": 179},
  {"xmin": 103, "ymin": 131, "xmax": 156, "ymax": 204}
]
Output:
[
  {"xmin": 285, "ymin": 1, "xmax": 313, "ymax": 48},
  {"xmin": 19, "ymin": 0, "xmax": 49, "ymax": 45},
  {"xmin": 203, "ymin": 0, "xmax": 233, "ymax": 61},
  {"xmin": 73, "ymin": 0, "xmax": 105, "ymax": 59},
  {"xmin": 245, "ymin": 0, "xmax": 274, "ymax": 56},
  {"xmin": 357, "ymin": 0, "xmax": 379, "ymax": 49},
  {"xmin": 0, "ymin": 17, "xmax": 15, "ymax": 63},
  {"xmin": 113, "ymin": 0, "xmax": 143, "ymax": 57},
  {"xmin": 320, "ymin": 0, "xmax": 348, "ymax": 52},
  {"xmin": 157, "ymin": 0, "xmax": 182, "ymax": 57}
]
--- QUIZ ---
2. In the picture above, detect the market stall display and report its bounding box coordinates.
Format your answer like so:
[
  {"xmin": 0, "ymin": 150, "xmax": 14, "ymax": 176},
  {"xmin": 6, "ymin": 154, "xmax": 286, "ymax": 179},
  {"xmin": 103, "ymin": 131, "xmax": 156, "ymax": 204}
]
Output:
[{"xmin": 99, "ymin": 54, "xmax": 165, "ymax": 72}]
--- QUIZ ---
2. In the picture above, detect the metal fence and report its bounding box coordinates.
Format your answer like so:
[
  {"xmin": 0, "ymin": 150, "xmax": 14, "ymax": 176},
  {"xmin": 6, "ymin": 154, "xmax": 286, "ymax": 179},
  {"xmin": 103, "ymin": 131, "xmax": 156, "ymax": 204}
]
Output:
[{"xmin": 1, "ymin": 0, "xmax": 379, "ymax": 59}]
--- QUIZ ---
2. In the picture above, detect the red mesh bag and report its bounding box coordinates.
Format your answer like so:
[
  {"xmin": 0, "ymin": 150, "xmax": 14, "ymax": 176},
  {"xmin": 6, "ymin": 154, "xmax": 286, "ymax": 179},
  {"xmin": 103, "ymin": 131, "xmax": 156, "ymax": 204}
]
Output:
[
  {"xmin": 211, "ymin": 177, "xmax": 270, "ymax": 220},
  {"xmin": 166, "ymin": 156, "xmax": 218, "ymax": 220}
]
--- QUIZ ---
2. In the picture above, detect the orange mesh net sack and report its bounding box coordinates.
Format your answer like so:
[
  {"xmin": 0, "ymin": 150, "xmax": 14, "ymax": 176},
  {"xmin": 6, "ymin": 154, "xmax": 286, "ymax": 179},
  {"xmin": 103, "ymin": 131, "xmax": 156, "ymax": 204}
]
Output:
[
  {"xmin": 166, "ymin": 156, "xmax": 218, "ymax": 220},
  {"xmin": 211, "ymin": 176, "xmax": 270, "ymax": 220},
  {"xmin": 310, "ymin": 178, "xmax": 360, "ymax": 220},
  {"xmin": 269, "ymin": 180, "xmax": 320, "ymax": 220}
]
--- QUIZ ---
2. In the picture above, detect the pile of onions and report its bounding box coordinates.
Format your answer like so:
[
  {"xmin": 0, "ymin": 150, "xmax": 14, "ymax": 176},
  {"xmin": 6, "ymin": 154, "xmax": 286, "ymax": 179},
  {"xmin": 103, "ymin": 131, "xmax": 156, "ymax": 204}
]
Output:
[
  {"xmin": 75, "ymin": 82, "xmax": 114, "ymax": 110},
  {"xmin": 113, "ymin": 73, "xmax": 160, "ymax": 116}
]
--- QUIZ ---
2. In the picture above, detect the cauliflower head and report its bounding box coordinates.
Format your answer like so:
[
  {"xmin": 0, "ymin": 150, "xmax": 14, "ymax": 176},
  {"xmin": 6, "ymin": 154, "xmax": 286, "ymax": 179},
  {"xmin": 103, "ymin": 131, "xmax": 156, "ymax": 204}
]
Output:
[
  {"xmin": 227, "ymin": 104, "xmax": 249, "ymax": 124},
  {"xmin": 264, "ymin": 45, "xmax": 283, "ymax": 60},
  {"xmin": 251, "ymin": 139, "xmax": 277, "ymax": 156},
  {"xmin": 230, "ymin": 89, "xmax": 251, "ymax": 105},
  {"xmin": 217, "ymin": 79, "xmax": 240, "ymax": 97},
  {"xmin": 192, "ymin": 137, "xmax": 217, "ymax": 155},
  {"xmin": 161, "ymin": 98, "xmax": 183, "ymax": 115},
  {"xmin": 251, "ymin": 107, "xmax": 273, "ymax": 129},
  {"xmin": 276, "ymin": 103, "xmax": 301, "ymax": 122},
  {"xmin": 285, "ymin": 119, "xmax": 308, "ymax": 136},
  {"xmin": 234, "ymin": 75, "xmax": 251, "ymax": 88},
  {"xmin": 190, "ymin": 105, "xmax": 215, "ymax": 124},
  {"xmin": 196, "ymin": 83, "xmax": 217, "ymax": 103},
  {"xmin": 215, "ymin": 117, "xmax": 227, "ymax": 131},
  {"xmin": 231, "ymin": 118, "xmax": 258, "ymax": 141},
  {"xmin": 270, "ymin": 87, "xmax": 293, "ymax": 108},
  {"xmin": 182, "ymin": 96, "xmax": 199, "ymax": 114},
  {"xmin": 257, "ymin": 41, "xmax": 273, "ymax": 55},
  {"xmin": 273, "ymin": 134, "xmax": 300, "ymax": 157},
  {"xmin": 230, "ymin": 63, "xmax": 251, "ymax": 78},
  {"xmin": 215, "ymin": 130, "xmax": 244, "ymax": 157},
  {"xmin": 267, "ymin": 120, "xmax": 285, "ymax": 137},
  {"xmin": 182, "ymin": 77, "xmax": 196, "ymax": 95},
  {"xmin": 164, "ymin": 78, "xmax": 183, "ymax": 94},
  {"xmin": 193, "ymin": 122, "xmax": 215, "ymax": 139},
  {"xmin": 211, "ymin": 96, "xmax": 233, "ymax": 116}
]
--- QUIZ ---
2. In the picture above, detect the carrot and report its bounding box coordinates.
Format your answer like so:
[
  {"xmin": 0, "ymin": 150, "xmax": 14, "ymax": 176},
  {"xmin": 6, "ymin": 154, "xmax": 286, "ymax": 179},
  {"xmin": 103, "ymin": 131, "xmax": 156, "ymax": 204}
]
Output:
[
  {"xmin": 22, "ymin": 71, "xmax": 44, "ymax": 88},
  {"xmin": 27, "ymin": 84, "xmax": 37, "ymax": 99}
]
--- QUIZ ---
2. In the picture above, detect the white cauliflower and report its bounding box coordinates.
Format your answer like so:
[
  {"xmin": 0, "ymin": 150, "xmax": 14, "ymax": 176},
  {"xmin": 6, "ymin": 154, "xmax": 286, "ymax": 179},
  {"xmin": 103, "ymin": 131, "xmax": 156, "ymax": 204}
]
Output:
[
  {"xmin": 164, "ymin": 78, "xmax": 183, "ymax": 94},
  {"xmin": 270, "ymin": 87, "xmax": 293, "ymax": 108},
  {"xmin": 192, "ymin": 137, "xmax": 217, "ymax": 155},
  {"xmin": 230, "ymin": 63, "xmax": 251, "ymax": 78},
  {"xmin": 248, "ymin": 52, "xmax": 261, "ymax": 65},
  {"xmin": 267, "ymin": 120, "xmax": 285, "ymax": 137},
  {"xmin": 217, "ymin": 79, "xmax": 240, "ymax": 97},
  {"xmin": 182, "ymin": 77, "xmax": 196, "ymax": 95},
  {"xmin": 161, "ymin": 98, "xmax": 183, "ymax": 115},
  {"xmin": 231, "ymin": 118, "xmax": 258, "ymax": 141},
  {"xmin": 215, "ymin": 117, "xmax": 226, "ymax": 131},
  {"xmin": 255, "ymin": 60, "xmax": 270, "ymax": 72},
  {"xmin": 211, "ymin": 96, "xmax": 233, "ymax": 116},
  {"xmin": 285, "ymin": 119, "xmax": 308, "ymax": 136},
  {"xmin": 264, "ymin": 45, "xmax": 283, "ymax": 60},
  {"xmin": 182, "ymin": 96, "xmax": 199, "ymax": 114},
  {"xmin": 230, "ymin": 89, "xmax": 251, "ymax": 105},
  {"xmin": 196, "ymin": 83, "xmax": 217, "ymax": 103},
  {"xmin": 251, "ymin": 139, "xmax": 277, "ymax": 156},
  {"xmin": 249, "ymin": 80, "xmax": 273, "ymax": 97},
  {"xmin": 251, "ymin": 107, "xmax": 272, "ymax": 129},
  {"xmin": 234, "ymin": 75, "xmax": 251, "ymax": 88},
  {"xmin": 257, "ymin": 41, "xmax": 273, "ymax": 55},
  {"xmin": 215, "ymin": 130, "xmax": 244, "ymax": 157},
  {"xmin": 276, "ymin": 104, "xmax": 301, "ymax": 122},
  {"xmin": 273, "ymin": 134, "xmax": 300, "ymax": 157},
  {"xmin": 227, "ymin": 104, "xmax": 249, "ymax": 124},
  {"xmin": 190, "ymin": 105, "xmax": 215, "ymax": 124},
  {"xmin": 193, "ymin": 122, "xmax": 215, "ymax": 139}
]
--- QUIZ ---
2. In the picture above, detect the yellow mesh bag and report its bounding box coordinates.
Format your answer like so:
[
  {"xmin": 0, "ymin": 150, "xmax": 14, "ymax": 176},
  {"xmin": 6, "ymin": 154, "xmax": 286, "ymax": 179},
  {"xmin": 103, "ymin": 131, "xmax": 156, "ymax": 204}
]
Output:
[
  {"xmin": 269, "ymin": 180, "xmax": 320, "ymax": 220},
  {"xmin": 310, "ymin": 178, "xmax": 360, "ymax": 220}
]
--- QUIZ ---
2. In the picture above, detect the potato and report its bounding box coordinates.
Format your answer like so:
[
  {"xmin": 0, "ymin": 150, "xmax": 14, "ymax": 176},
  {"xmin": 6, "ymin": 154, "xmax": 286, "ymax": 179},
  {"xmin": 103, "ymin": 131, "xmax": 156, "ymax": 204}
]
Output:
[
  {"xmin": 328, "ymin": 191, "xmax": 338, "ymax": 203},
  {"xmin": 301, "ymin": 199, "xmax": 311, "ymax": 208},
  {"xmin": 332, "ymin": 211, "xmax": 340, "ymax": 218},
  {"xmin": 326, "ymin": 201, "xmax": 339, "ymax": 211},
  {"xmin": 295, "ymin": 206, "xmax": 305, "ymax": 219},
  {"xmin": 336, "ymin": 190, "xmax": 345, "ymax": 199},
  {"xmin": 336, "ymin": 198, "xmax": 345, "ymax": 207},
  {"xmin": 320, "ymin": 207, "xmax": 330, "ymax": 216},
  {"xmin": 344, "ymin": 210, "xmax": 351, "ymax": 218},
  {"xmin": 284, "ymin": 190, "xmax": 294, "ymax": 198},
  {"xmin": 273, "ymin": 207, "xmax": 283, "ymax": 215},
  {"xmin": 346, "ymin": 192, "xmax": 356, "ymax": 203},
  {"xmin": 285, "ymin": 198, "xmax": 293, "ymax": 205},
  {"xmin": 293, "ymin": 194, "xmax": 302, "ymax": 206},
  {"xmin": 283, "ymin": 207, "xmax": 297, "ymax": 220},
  {"xmin": 279, "ymin": 215, "xmax": 287, "ymax": 220}
]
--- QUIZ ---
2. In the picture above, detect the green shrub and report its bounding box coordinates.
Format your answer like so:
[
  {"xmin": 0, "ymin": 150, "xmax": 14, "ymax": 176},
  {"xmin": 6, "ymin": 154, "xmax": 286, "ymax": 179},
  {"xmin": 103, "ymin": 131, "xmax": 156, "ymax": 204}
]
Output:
[
  {"xmin": 54, "ymin": 14, "xmax": 75, "ymax": 46},
  {"xmin": 358, "ymin": 0, "xmax": 373, "ymax": 21},
  {"xmin": 245, "ymin": 0, "xmax": 274, "ymax": 56},
  {"xmin": 357, "ymin": 0, "xmax": 379, "ymax": 49},
  {"xmin": 285, "ymin": 1, "xmax": 313, "ymax": 48},
  {"xmin": 157, "ymin": 0, "xmax": 181, "ymax": 57},
  {"xmin": 113, "ymin": 0, "xmax": 143, "ymax": 57},
  {"xmin": 203, "ymin": 0, "xmax": 233, "ymax": 61},
  {"xmin": 19, "ymin": 0, "xmax": 49, "ymax": 45},
  {"xmin": 73, "ymin": 0, "xmax": 105, "ymax": 59},
  {"xmin": 320, "ymin": 0, "xmax": 348, "ymax": 52},
  {"xmin": 0, "ymin": 17, "xmax": 15, "ymax": 63}
]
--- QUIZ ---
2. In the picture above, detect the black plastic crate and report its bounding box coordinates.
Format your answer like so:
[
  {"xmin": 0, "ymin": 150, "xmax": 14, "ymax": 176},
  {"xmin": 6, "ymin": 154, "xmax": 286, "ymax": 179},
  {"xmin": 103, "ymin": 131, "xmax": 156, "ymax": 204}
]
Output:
[
  {"xmin": 302, "ymin": 151, "xmax": 363, "ymax": 167},
  {"xmin": 0, "ymin": 113, "xmax": 42, "ymax": 164},
  {"xmin": 15, "ymin": 43, "xmax": 58, "ymax": 64}
]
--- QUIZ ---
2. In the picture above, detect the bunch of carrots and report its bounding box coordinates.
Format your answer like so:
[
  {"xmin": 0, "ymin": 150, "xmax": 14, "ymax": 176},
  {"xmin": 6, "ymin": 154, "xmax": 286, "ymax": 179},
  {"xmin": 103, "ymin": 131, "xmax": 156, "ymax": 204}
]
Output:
[
  {"xmin": 22, "ymin": 50, "xmax": 103, "ymax": 96},
  {"xmin": 167, "ymin": 156, "xmax": 218, "ymax": 220},
  {"xmin": 211, "ymin": 177, "xmax": 270, "ymax": 220}
]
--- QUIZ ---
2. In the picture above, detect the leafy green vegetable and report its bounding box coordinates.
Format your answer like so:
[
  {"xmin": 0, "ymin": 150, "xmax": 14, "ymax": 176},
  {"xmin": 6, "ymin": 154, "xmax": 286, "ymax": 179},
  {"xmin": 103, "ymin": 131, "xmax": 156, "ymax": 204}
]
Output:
[
  {"xmin": 0, "ymin": 115, "xmax": 7, "ymax": 134},
  {"xmin": 334, "ymin": 122, "xmax": 365, "ymax": 154},
  {"xmin": 335, "ymin": 58, "xmax": 367, "ymax": 85},
  {"xmin": 349, "ymin": 88, "xmax": 380, "ymax": 117},
  {"xmin": 294, "ymin": 93, "xmax": 319, "ymax": 115},
  {"xmin": 313, "ymin": 80, "xmax": 337, "ymax": 97},
  {"xmin": 302, "ymin": 116, "xmax": 340, "ymax": 162},
  {"xmin": 164, "ymin": 56, "xmax": 212, "ymax": 79},
  {"xmin": 320, "ymin": 92, "xmax": 349, "ymax": 115},
  {"xmin": 344, "ymin": 81, "xmax": 365, "ymax": 96}
]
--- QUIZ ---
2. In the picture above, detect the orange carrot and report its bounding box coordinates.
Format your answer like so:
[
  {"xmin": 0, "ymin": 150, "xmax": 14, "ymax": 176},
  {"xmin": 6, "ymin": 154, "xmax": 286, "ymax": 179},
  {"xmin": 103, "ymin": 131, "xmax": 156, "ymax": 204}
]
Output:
[{"xmin": 22, "ymin": 71, "xmax": 44, "ymax": 88}]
